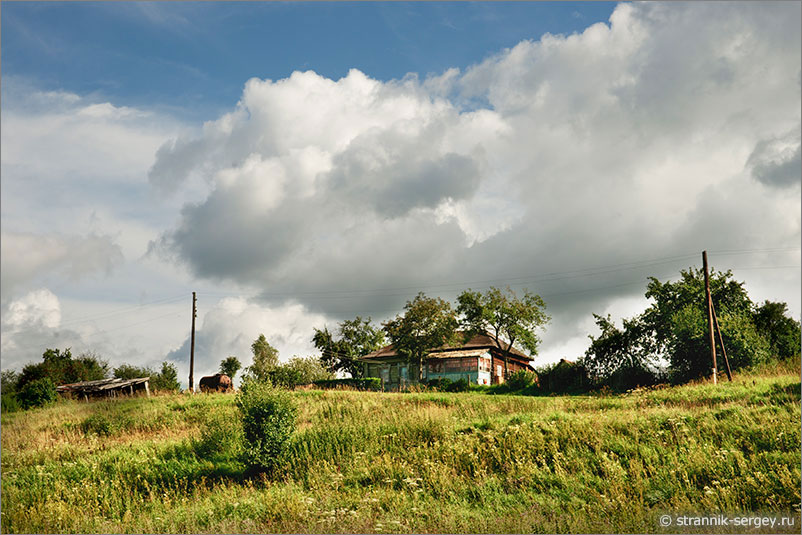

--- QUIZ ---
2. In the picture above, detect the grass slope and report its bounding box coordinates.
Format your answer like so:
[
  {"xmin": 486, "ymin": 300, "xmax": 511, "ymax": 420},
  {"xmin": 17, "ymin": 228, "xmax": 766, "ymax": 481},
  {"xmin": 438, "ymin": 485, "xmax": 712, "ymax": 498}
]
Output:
[{"xmin": 1, "ymin": 365, "xmax": 800, "ymax": 533}]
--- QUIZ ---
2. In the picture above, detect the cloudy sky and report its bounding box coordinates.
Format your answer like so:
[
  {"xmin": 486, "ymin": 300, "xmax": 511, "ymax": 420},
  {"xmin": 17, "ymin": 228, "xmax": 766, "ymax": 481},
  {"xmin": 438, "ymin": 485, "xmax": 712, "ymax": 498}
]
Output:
[{"xmin": 2, "ymin": 1, "xmax": 800, "ymax": 387}]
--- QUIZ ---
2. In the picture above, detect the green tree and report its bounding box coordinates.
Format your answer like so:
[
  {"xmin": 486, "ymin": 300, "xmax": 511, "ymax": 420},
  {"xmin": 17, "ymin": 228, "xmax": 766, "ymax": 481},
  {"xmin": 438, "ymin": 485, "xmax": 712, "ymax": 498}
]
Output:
[
  {"xmin": 383, "ymin": 293, "xmax": 459, "ymax": 381},
  {"xmin": 753, "ymin": 300, "xmax": 801, "ymax": 360},
  {"xmin": 585, "ymin": 267, "xmax": 771, "ymax": 385},
  {"xmin": 313, "ymin": 316, "xmax": 385, "ymax": 378},
  {"xmin": 151, "ymin": 362, "xmax": 180, "ymax": 392},
  {"xmin": 457, "ymin": 286, "xmax": 550, "ymax": 378},
  {"xmin": 220, "ymin": 356, "xmax": 242, "ymax": 380},
  {"xmin": 114, "ymin": 361, "xmax": 179, "ymax": 392},
  {"xmin": 246, "ymin": 334, "xmax": 279, "ymax": 382},
  {"xmin": 18, "ymin": 348, "xmax": 109, "ymax": 389},
  {"xmin": 113, "ymin": 363, "xmax": 152, "ymax": 380},
  {"xmin": 16, "ymin": 377, "xmax": 57, "ymax": 410},
  {"xmin": 1, "ymin": 369, "xmax": 19, "ymax": 395}
]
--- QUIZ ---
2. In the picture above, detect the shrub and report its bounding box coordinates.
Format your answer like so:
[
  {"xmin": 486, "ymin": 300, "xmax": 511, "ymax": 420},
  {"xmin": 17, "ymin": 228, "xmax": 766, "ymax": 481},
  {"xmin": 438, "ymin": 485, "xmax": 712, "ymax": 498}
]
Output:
[
  {"xmin": 446, "ymin": 378, "xmax": 470, "ymax": 393},
  {"xmin": 506, "ymin": 370, "xmax": 538, "ymax": 391},
  {"xmin": 312, "ymin": 378, "xmax": 382, "ymax": 391},
  {"xmin": 236, "ymin": 380, "xmax": 297, "ymax": 474},
  {"xmin": 1, "ymin": 393, "xmax": 21, "ymax": 413},
  {"xmin": 424, "ymin": 377, "xmax": 452, "ymax": 391},
  {"xmin": 16, "ymin": 377, "xmax": 57, "ymax": 410},
  {"xmin": 193, "ymin": 411, "xmax": 243, "ymax": 458},
  {"xmin": 80, "ymin": 414, "xmax": 116, "ymax": 436}
]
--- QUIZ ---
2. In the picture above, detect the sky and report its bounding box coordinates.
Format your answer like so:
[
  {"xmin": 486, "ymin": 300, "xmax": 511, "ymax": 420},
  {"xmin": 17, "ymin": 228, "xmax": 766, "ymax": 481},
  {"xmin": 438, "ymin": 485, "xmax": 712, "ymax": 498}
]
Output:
[{"xmin": 2, "ymin": 1, "xmax": 800, "ymax": 388}]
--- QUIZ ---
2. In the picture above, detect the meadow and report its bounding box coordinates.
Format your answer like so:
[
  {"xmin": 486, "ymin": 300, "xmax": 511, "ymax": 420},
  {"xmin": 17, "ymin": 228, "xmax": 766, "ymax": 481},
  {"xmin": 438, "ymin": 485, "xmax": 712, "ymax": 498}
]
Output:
[{"xmin": 1, "ymin": 361, "xmax": 800, "ymax": 534}]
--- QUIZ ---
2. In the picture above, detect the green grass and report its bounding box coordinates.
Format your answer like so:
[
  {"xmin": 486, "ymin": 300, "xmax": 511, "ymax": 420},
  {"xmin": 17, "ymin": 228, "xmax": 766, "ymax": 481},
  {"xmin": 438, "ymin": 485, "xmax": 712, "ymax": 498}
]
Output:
[{"xmin": 1, "ymin": 366, "xmax": 800, "ymax": 533}]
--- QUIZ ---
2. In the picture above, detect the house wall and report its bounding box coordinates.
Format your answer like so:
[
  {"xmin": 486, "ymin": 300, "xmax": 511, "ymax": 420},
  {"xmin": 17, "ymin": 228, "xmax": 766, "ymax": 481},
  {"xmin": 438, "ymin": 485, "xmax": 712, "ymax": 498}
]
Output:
[
  {"xmin": 363, "ymin": 351, "xmax": 527, "ymax": 389},
  {"xmin": 426, "ymin": 355, "xmax": 492, "ymax": 385},
  {"xmin": 363, "ymin": 359, "xmax": 419, "ymax": 390}
]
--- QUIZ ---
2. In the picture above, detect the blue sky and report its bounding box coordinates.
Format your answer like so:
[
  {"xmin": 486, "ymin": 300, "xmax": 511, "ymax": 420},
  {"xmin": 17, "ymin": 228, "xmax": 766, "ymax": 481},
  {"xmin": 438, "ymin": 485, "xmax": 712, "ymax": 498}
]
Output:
[
  {"xmin": 1, "ymin": 2, "xmax": 799, "ymax": 386},
  {"xmin": 3, "ymin": 2, "xmax": 615, "ymax": 119}
]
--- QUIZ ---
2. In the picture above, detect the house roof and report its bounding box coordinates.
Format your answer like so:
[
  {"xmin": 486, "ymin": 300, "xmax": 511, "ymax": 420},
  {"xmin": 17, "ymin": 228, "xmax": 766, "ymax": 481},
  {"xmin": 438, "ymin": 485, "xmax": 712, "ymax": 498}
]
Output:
[{"xmin": 360, "ymin": 332, "xmax": 530, "ymax": 362}]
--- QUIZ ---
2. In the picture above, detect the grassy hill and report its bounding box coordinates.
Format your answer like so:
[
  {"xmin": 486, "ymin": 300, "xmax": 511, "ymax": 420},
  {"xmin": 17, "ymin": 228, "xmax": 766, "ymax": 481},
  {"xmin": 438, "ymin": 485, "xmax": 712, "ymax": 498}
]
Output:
[{"xmin": 1, "ymin": 362, "xmax": 800, "ymax": 533}]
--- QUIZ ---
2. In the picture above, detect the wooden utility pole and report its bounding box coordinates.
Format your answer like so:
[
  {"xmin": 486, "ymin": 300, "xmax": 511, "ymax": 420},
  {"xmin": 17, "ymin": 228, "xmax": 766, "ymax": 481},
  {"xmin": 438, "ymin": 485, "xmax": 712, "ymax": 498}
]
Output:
[
  {"xmin": 702, "ymin": 251, "xmax": 717, "ymax": 384},
  {"xmin": 189, "ymin": 291, "xmax": 196, "ymax": 393}
]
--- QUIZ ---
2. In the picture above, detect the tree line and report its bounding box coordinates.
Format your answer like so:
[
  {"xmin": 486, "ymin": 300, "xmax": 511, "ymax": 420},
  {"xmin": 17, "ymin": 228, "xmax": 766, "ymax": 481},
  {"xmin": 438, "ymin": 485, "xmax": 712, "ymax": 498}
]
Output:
[
  {"xmin": 3, "ymin": 265, "xmax": 798, "ymax": 409},
  {"xmin": 1, "ymin": 350, "xmax": 181, "ymax": 411}
]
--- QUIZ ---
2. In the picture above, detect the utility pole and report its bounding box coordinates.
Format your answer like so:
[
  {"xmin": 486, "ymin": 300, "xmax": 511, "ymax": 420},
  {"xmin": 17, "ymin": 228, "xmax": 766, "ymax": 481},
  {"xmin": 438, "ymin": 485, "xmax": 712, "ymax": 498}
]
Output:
[
  {"xmin": 189, "ymin": 291, "xmax": 196, "ymax": 393},
  {"xmin": 702, "ymin": 251, "xmax": 717, "ymax": 385}
]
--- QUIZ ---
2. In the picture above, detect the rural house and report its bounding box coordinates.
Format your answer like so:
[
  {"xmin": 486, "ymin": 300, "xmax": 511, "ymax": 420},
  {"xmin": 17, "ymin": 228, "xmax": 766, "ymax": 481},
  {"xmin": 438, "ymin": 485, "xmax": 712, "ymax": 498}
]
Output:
[{"xmin": 359, "ymin": 332, "xmax": 534, "ymax": 390}]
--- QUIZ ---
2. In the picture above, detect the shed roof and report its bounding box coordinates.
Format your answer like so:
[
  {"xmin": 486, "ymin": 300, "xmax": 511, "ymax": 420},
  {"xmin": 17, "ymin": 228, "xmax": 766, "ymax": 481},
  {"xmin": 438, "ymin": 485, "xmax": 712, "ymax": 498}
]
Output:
[{"xmin": 56, "ymin": 377, "xmax": 150, "ymax": 394}]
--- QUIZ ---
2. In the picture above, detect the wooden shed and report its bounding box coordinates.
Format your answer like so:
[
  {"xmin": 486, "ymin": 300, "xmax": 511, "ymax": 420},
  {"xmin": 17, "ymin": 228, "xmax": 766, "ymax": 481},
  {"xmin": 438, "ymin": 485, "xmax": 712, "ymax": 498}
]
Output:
[{"xmin": 56, "ymin": 377, "xmax": 151, "ymax": 401}]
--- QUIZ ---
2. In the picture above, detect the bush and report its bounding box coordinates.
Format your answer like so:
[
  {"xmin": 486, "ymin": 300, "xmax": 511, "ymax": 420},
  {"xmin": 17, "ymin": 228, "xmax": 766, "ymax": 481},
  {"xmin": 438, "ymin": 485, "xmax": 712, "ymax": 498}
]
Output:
[
  {"xmin": 446, "ymin": 378, "xmax": 470, "ymax": 392},
  {"xmin": 80, "ymin": 414, "xmax": 116, "ymax": 436},
  {"xmin": 506, "ymin": 370, "xmax": 538, "ymax": 391},
  {"xmin": 1, "ymin": 393, "xmax": 21, "ymax": 413},
  {"xmin": 236, "ymin": 380, "xmax": 297, "ymax": 474},
  {"xmin": 312, "ymin": 378, "xmax": 382, "ymax": 391},
  {"xmin": 16, "ymin": 377, "xmax": 57, "ymax": 410},
  {"xmin": 193, "ymin": 411, "xmax": 243, "ymax": 458}
]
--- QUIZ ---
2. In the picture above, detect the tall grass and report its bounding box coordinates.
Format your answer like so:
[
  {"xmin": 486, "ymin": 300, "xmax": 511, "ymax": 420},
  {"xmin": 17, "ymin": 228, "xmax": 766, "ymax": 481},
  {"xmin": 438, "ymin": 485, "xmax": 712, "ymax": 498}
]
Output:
[{"xmin": 1, "ymin": 369, "xmax": 799, "ymax": 533}]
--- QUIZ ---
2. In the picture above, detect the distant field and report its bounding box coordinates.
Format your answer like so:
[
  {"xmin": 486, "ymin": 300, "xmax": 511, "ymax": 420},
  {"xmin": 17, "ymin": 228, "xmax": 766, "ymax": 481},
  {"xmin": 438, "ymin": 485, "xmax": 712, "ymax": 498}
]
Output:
[{"xmin": 1, "ymin": 363, "xmax": 800, "ymax": 534}]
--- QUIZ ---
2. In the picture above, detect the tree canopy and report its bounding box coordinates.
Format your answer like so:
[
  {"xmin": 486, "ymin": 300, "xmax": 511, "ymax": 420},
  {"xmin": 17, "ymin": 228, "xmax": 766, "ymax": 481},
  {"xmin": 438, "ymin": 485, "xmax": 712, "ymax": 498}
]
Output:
[
  {"xmin": 584, "ymin": 267, "xmax": 790, "ymax": 386},
  {"xmin": 383, "ymin": 293, "xmax": 459, "ymax": 380},
  {"xmin": 313, "ymin": 317, "xmax": 385, "ymax": 378},
  {"xmin": 220, "ymin": 356, "xmax": 242, "ymax": 380},
  {"xmin": 247, "ymin": 334, "xmax": 280, "ymax": 382},
  {"xmin": 457, "ymin": 286, "xmax": 550, "ymax": 376},
  {"xmin": 18, "ymin": 348, "xmax": 109, "ymax": 389}
]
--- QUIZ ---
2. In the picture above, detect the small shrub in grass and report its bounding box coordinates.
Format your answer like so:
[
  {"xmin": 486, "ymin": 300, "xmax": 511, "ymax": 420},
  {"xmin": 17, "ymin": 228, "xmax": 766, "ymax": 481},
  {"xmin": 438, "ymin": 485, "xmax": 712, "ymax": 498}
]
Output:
[
  {"xmin": 80, "ymin": 414, "xmax": 116, "ymax": 436},
  {"xmin": 16, "ymin": 377, "xmax": 57, "ymax": 409},
  {"xmin": 446, "ymin": 378, "xmax": 470, "ymax": 392},
  {"xmin": 1, "ymin": 392, "xmax": 21, "ymax": 412},
  {"xmin": 425, "ymin": 377, "xmax": 453, "ymax": 391},
  {"xmin": 236, "ymin": 379, "xmax": 297, "ymax": 475},
  {"xmin": 193, "ymin": 411, "xmax": 243, "ymax": 458}
]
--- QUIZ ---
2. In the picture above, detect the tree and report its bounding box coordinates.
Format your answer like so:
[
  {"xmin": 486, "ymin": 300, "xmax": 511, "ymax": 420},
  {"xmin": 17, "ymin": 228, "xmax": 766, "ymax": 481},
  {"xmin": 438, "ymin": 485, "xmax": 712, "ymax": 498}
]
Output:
[
  {"xmin": 151, "ymin": 362, "xmax": 180, "ymax": 392},
  {"xmin": 457, "ymin": 286, "xmax": 550, "ymax": 378},
  {"xmin": 753, "ymin": 300, "xmax": 801, "ymax": 360},
  {"xmin": 585, "ymin": 267, "xmax": 772, "ymax": 385},
  {"xmin": 114, "ymin": 361, "xmax": 179, "ymax": 392},
  {"xmin": 383, "ymin": 293, "xmax": 459, "ymax": 381},
  {"xmin": 1, "ymin": 369, "xmax": 19, "ymax": 395},
  {"xmin": 16, "ymin": 377, "xmax": 57, "ymax": 410},
  {"xmin": 220, "ymin": 356, "xmax": 242, "ymax": 380},
  {"xmin": 113, "ymin": 364, "xmax": 152, "ymax": 380},
  {"xmin": 267, "ymin": 356, "xmax": 333, "ymax": 388},
  {"xmin": 18, "ymin": 348, "xmax": 109, "ymax": 389},
  {"xmin": 247, "ymin": 334, "xmax": 280, "ymax": 382},
  {"xmin": 313, "ymin": 316, "xmax": 385, "ymax": 378}
]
